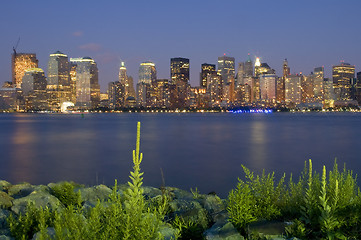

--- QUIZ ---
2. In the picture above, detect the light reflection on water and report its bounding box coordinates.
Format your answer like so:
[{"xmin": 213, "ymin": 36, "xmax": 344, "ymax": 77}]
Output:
[{"xmin": 1, "ymin": 112, "xmax": 361, "ymax": 198}]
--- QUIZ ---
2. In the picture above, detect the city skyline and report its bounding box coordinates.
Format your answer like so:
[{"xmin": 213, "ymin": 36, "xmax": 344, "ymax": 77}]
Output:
[{"xmin": 1, "ymin": 1, "xmax": 361, "ymax": 92}]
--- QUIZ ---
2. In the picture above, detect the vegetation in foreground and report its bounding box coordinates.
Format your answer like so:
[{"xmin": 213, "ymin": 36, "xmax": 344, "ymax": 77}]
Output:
[
  {"xmin": 228, "ymin": 160, "xmax": 361, "ymax": 239},
  {"xmin": 3, "ymin": 122, "xmax": 361, "ymax": 239}
]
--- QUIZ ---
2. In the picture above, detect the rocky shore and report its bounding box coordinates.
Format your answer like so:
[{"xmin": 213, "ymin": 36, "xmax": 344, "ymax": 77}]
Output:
[{"xmin": 0, "ymin": 180, "xmax": 294, "ymax": 240}]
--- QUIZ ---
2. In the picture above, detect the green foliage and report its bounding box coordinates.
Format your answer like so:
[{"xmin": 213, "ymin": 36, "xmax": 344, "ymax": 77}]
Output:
[
  {"xmin": 51, "ymin": 181, "xmax": 82, "ymax": 208},
  {"xmin": 172, "ymin": 215, "xmax": 205, "ymax": 240},
  {"xmin": 227, "ymin": 180, "xmax": 256, "ymax": 234},
  {"xmin": 8, "ymin": 202, "xmax": 53, "ymax": 240},
  {"xmin": 229, "ymin": 159, "xmax": 361, "ymax": 239}
]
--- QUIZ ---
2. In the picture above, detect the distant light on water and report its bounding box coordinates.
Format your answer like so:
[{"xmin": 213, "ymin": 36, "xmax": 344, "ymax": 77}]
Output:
[{"xmin": 229, "ymin": 109, "xmax": 273, "ymax": 113}]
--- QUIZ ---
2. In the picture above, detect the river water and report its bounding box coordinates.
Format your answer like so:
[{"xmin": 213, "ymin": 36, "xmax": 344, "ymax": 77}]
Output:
[{"xmin": 0, "ymin": 112, "xmax": 360, "ymax": 198}]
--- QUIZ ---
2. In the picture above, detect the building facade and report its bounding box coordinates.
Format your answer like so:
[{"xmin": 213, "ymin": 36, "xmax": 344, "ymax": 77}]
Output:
[
  {"xmin": 332, "ymin": 62, "xmax": 355, "ymax": 100},
  {"xmin": 47, "ymin": 51, "xmax": 71, "ymax": 110},
  {"xmin": 12, "ymin": 53, "xmax": 38, "ymax": 88},
  {"xmin": 170, "ymin": 57, "xmax": 190, "ymax": 108},
  {"xmin": 21, "ymin": 68, "xmax": 48, "ymax": 110},
  {"xmin": 70, "ymin": 57, "xmax": 100, "ymax": 109}
]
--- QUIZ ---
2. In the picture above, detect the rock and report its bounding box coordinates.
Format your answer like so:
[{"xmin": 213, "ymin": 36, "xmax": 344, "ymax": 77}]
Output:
[
  {"xmin": 32, "ymin": 227, "xmax": 55, "ymax": 240},
  {"xmin": 170, "ymin": 199, "xmax": 209, "ymax": 229},
  {"xmin": 249, "ymin": 220, "xmax": 286, "ymax": 236},
  {"xmin": 202, "ymin": 195, "xmax": 225, "ymax": 222},
  {"xmin": 79, "ymin": 184, "xmax": 112, "ymax": 207},
  {"xmin": 159, "ymin": 223, "xmax": 178, "ymax": 240},
  {"xmin": 0, "ymin": 181, "xmax": 11, "ymax": 192},
  {"xmin": 167, "ymin": 187, "xmax": 194, "ymax": 200},
  {"xmin": 142, "ymin": 186, "xmax": 162, "ymax": 199},
  {"xmin": 0, "ymin": 192, "xmax": 13, "ymax": 209},
  {"xmin": 0, "ymin": 235, "xmax": 14, "ymax": 240},
  {"xmin": 7, "ymin": 183, "xmax": 34, "ymax": 199},
  {"xmin": 0, "ymin": 209, "xmax": 10, "ymax": 230},
  {"xmin": 204, "ymin": 221, "xmax": 244, "ymax": 240},
  {"xmin": 11, "ymin": 191, "xmax": 63, "ymax": 215}
]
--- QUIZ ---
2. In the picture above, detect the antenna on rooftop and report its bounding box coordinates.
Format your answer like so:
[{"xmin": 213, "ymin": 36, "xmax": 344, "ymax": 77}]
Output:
[{"xmin": 13, "ymin": 37, "xmax": 20, "ymax": 55}]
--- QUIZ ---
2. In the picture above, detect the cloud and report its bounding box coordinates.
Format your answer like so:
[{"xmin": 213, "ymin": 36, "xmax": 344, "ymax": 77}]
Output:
[
  {"xmin": 72, "ymin": 31, "xmax": 83, "ymax": 37},
  {"xmin": 79, "ymin": 43, "xmax": 102, "ymax": 52},
  {"xmin": 96, "ymin": 53, "xmax": 118, "ymax": 64}
]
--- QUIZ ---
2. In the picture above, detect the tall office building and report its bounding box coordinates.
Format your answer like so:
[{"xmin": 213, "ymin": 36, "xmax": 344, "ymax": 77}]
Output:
[
  {"xmin": 207, "ymin": 72, "xmax": 222, "ymax": 107},
  {"xmin": 260, "ymin": 74, "xmax": 277, "ymax": 103},
  {"xmin": 332, "ymin": 61, "xmax": 355, "ymax": 100},
  {"xmin": 244, "ymin": 54, "xmax": 253, "ymax": 77},
  {"xmin": 276, "ymin": 59, "xmax": 290, "ymax": 103},
  {"xmin": 236, "ymin": 62, "xmax": 245, "ymax": 87},
  {"xmin": 21, "ymin": 68, "xmax": 48, "ymax": 110},
  {"xmin": 118, "ymin": 61, "xmax": 135, "ymax": 105},
  {"xmin": 217, "ymin": 55, "xmax": 235, "ymax": 86},
  {"xmin": 313, "ymin": 67, "xmax": 324, "ymax": 101},
  {"xmin": 170, "ymin": 57, "xmax": 190, "ymax": 108},
  {"xmin": 301, "ymin": 75, "xmax": 313, "ymax": 103},
  {"xmin": 12, "ymin": 53, "xmax": 38, "ymax": 88},
  {"xmin": 127, "ymin": 76, "xmax": 136, "ymax": 98},
  {"xmin": 200, "ymin": 63, "xmax": 216, "ymax": 88},
  {"xmin": 285, "ymin": 74, "xmax": 302, "ymax": 105},
  {"xmin": 70, "ymin": 57, "xmax": 100, "ymax": 109},
  {"xmin": 139, "ymin": 61, "xmax": 156, "ymax": 84},
  {"xmin": 255, "ymin": 60, "xmax": 274, "ymax": 77},
  {"xmin": 47, "ymin": 51, "xmax": 71, "ymax": 110},
  {"xmin": 108, "ymin": 81, "xmax": 124, "ymax": 109}
]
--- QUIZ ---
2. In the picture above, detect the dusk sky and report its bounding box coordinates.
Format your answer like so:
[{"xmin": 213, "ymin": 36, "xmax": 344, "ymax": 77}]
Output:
[{"xmin": 1, "ymin": 0, "xmax": 361, "ymax": 92}]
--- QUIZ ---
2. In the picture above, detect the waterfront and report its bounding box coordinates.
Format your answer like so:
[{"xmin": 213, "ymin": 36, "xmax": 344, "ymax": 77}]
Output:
[{"xmin": 0, "ymin": 112, "xmax": 360, "ymax": 198}]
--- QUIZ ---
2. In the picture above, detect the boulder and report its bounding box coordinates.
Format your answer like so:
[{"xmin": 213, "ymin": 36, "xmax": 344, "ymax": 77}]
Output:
[
  {"xmin": 0, "ymin": 181, "xmax": 11, "ymax": 192},
  {"xmin": 204, "ymin": 221, "xmax": 243, "ymax": 240},
  {"xmin": 32, "ymin": 227, "xmax": 55, "ymax": 240},
  {"xmin": 0, "ymin": 192, "xmax": 13, "ymax": 209},
  {"xmin": 11, "ymin": 191, "xmax": 63, "ymax": 215},
  {"xmin": 0, "ymin": 209, "xmax": 10, "ymax": 230},
  {"xmin": 7, "ymin": 183, "xmax": 34, "ymax": 199},
  {"xmin": 142, "ymin": 186, "xmax": 162, "ymax": 199},
  {"xmin": 169, "ymin": 199, "xmax": 209, "ymax": 229},
  {"xmin": 159, "ymin": 223, "xmax": 178, "ymax": 240},
  {"xmin": 167, "ymin": 187, "xmax": 194, "ymax": 200},
  {"xmin": 0, "ymin": 235, "xmax": 14, "ymax": 240},
  {"xmin": 79, "ymin": 184, "xmax": 112, "ymax": 207},
  {"xmin": 202, "ymin": 195, "xmax": 225, "ymax": 222}
]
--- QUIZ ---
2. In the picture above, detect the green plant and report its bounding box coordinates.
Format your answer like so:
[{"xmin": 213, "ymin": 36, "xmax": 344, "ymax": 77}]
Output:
[
  {"xmin": 8, "ymin": 202, "xmax": 53, "ymax": 240},
  {"xmin": 172, "ymin": 215, "xmax": 205, "ymax": 240},
  {"xmin": 51, "ymin": 181, "xmax": 82, "ymax": 208},
  {"xmin": 227, "ymin": 179, "xmax": 256, "ymax": 235}
]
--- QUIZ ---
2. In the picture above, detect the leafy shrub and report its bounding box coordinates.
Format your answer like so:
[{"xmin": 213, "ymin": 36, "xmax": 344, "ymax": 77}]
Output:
[{"xmin": 50, "ymin": 181, "xmax": 82, "ymax": 208}]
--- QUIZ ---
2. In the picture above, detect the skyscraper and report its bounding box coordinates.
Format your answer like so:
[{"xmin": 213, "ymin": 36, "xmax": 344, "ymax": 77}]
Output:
[
  {"xmin": 200, "ymin": 63, "xmax": 216, "ymax": 88},
  {"xmin": 332, "ymin": 61, "xmax": 355, "ymax": 100},
  {"xmin": 108, "ymin": 81, "xmax": 124, "ymax": 109},
  {"xmin": 170, "ymin": 57, "xmax": 190, "ymax": 108},
  {"xmin": 277, "ymin": 59, "xmax": 290, "ymax": 103},
  {"xmin": 260, "ymin": 74, "xmax": 277, "ymax": 103},
  {"xmin": 244, "ymin": 54, "xmax": 253, "ymax": 77},
  {"xmin": 70, "ymin": 57, "xmax": 100, "ymax": 109},
  {"xmin": 12, "ymin": 53, "xmax": 38, "ymax": 88},
  {"xmin": 47, "ymin": 51, "xmax": 71, "ymax": 110},
  {"xmin": 313, "ymin": 67, "xmax": 324, "ymax": 101},
  {"xmin": 217, "ymin": 55, "xmax": 235, "ymax": 86},
  {"xmin": 139, "ymin": 61, "xmax": 156, "ymax": 84},
  {"xmin": 285, "ymin": 74, "xmax": 302, "ymax": 105},
  {"xmin": 21, "ymin": 68, "xmax": 48, "ymax": 110}
]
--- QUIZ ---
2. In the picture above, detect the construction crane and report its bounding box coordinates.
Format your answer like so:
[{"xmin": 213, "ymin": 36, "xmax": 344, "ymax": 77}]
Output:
[{"xmin": 13, "ymin": 37, "xmax": 20, "ymax": 55}]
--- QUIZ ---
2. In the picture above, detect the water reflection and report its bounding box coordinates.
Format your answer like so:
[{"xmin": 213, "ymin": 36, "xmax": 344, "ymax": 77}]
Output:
[
  {"xmin": 249, "ymin": 119, "xmax": 267, "ymax": 171},
  {"xmin": 10, "ymin": 115, "xmax": 37, "ymax": 183}
]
